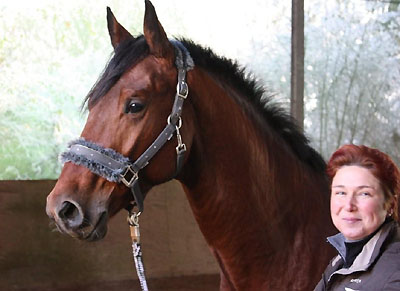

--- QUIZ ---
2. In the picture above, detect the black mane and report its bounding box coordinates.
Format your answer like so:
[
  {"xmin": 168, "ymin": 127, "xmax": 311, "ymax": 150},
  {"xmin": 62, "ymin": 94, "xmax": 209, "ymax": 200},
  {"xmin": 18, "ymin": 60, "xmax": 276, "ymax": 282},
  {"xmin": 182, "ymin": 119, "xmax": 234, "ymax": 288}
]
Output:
[
  {"xmin": 84, "ymin": 36, "xmax": 149, "ymax": 108},
  {"xmin": 179, "ymin": 39, "xmax": 326, "ymax": 173},
  {"xmin": 85, "ymin": 36, "xmax": 326, "ymax": 172}
]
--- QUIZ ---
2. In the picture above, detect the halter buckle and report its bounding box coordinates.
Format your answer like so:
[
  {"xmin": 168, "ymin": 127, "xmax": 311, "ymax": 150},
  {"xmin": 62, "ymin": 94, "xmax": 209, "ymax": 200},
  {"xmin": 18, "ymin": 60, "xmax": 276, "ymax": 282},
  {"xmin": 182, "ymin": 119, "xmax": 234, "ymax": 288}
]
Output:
[
  {"xmin": 120, "ymin": 166, "xmax": 139, "ymax": 187},
  {"xmin": 177, "ymin": 81, "xmax": 189, "ymax": 99}
]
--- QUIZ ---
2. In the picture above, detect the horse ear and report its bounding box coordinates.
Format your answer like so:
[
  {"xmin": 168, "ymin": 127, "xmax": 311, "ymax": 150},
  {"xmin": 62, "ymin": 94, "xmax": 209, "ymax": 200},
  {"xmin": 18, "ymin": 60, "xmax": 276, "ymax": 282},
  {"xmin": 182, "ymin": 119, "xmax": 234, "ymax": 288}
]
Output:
[
  {"xmin": 143, "ymin": 0, "xmax": 174, "ymax": 59},
  {"xmin": 107, "ymin": 7, "xmax": 134, "ymax": 50}
]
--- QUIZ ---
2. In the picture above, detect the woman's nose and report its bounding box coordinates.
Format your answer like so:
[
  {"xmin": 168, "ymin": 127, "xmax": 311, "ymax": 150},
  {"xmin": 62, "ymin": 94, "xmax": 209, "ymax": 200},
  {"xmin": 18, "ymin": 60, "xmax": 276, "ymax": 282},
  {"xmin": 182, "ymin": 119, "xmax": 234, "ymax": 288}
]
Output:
[{"xmin": 344, "ymin": 194, "xmax": 357, "ymax": 211}]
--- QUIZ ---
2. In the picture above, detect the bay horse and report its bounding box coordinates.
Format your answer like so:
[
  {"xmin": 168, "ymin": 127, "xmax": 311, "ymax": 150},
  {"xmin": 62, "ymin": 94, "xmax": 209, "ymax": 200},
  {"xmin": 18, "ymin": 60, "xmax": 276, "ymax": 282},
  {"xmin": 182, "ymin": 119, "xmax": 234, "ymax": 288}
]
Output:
[{"xmin": 46, "ymin": 1, "xmax": 336, "ymax": 290}]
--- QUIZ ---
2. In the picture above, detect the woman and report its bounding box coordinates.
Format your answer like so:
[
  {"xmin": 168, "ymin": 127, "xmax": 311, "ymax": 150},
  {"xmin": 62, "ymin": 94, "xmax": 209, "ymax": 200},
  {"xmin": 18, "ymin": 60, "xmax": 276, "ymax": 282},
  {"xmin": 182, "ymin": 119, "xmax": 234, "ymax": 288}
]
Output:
[{"xmin": 315, "ymin": 144, "xmax": 400, "ymax": 290}]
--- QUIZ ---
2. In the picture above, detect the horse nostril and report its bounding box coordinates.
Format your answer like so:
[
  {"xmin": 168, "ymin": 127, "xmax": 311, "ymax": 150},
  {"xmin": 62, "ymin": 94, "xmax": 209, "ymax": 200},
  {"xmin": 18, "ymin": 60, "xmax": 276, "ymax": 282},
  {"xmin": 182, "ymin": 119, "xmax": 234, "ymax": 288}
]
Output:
[
  {"xmin": 59, "ymin": 201, "xmax": 77, "ymax": 219},
  {"xmin": 58, "ymin": 201, "xmax": 83, "ymax": 228}
]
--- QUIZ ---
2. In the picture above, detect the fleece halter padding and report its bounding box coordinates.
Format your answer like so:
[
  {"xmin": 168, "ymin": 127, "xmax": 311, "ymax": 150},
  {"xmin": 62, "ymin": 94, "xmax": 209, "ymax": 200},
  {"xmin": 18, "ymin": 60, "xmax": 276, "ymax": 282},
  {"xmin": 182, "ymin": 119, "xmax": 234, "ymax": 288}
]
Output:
[
  {"xmin": 61, "ymin": 138, "xmax": 130, "ymax": 183},
  {"xmin": 60, "ymin": 40, "xmax": 194, "ymax": 213}
]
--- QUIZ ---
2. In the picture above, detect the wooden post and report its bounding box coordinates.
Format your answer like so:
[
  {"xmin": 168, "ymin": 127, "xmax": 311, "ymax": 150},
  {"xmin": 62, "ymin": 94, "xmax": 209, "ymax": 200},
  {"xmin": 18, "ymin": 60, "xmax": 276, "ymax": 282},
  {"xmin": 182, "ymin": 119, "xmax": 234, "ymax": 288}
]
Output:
[{"xmin": 291, "ymin": 0, "xmax": 304, "ymax": 130}]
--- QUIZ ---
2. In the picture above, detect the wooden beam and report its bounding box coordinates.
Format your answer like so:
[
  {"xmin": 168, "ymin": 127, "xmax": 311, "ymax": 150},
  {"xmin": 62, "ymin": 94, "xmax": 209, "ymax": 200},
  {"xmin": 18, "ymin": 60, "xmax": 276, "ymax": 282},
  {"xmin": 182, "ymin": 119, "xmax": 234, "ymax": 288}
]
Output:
[{"xmin": 291, "ymin": 0, "xmax": 305, "ymax": 130}]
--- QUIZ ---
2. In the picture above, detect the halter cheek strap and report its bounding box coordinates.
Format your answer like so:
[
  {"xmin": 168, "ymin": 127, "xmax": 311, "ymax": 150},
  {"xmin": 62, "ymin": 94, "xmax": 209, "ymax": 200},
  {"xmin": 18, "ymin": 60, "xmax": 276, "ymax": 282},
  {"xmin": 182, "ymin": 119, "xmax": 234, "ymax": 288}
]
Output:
[{"xmin": 60, "ymin": 41, "xmax": 194, "ymax": 213}]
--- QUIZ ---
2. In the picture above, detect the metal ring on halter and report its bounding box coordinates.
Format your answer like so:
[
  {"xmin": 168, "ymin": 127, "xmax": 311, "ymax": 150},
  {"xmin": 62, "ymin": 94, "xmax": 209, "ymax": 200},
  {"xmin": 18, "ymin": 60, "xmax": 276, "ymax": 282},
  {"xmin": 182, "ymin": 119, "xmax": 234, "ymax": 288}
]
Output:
[{"xmin": 167, "ymin": 115, "xmax": 182, "ymax": 129}]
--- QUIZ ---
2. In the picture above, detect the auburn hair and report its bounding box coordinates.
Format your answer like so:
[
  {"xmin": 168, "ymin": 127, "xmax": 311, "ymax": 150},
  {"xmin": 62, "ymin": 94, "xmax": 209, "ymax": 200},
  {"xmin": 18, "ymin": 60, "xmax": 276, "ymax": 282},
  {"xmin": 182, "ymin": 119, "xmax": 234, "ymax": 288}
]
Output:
[{"xmin": 327, "ymin": 144, "xmax": 400, "ymax": 221}]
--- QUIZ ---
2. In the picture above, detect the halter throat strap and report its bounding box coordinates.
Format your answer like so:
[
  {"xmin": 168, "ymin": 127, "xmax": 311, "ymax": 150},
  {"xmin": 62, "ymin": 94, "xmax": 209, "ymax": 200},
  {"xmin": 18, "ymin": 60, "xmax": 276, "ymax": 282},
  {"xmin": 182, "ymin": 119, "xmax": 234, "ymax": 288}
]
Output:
[{"xmin": 60, "ymin": 40, "xmax": 194, "ymax": 213}]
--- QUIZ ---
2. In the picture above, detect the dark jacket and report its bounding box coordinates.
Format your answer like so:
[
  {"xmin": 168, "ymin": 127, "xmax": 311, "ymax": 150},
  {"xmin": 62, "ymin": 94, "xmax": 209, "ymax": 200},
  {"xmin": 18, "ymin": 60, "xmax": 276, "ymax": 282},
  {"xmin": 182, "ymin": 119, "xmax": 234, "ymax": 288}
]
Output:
[{"xmin": 314, "ymin": 220, "xmax": 400, "ymax": 291}]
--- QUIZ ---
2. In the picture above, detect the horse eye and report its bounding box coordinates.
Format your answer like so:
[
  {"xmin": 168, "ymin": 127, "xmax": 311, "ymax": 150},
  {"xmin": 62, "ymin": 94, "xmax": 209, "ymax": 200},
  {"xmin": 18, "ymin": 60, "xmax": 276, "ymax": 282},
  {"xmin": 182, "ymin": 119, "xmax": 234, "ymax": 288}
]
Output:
[{"xmin": 126, "ymin": 101, "xmax": 144, "ymax": 114}]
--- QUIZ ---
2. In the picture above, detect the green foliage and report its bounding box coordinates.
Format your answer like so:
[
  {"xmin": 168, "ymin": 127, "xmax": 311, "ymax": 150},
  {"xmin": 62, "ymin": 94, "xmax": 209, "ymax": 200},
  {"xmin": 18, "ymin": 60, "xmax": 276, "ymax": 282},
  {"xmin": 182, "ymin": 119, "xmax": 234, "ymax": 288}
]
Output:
[{"xmin": 0, "ymin": 1, "xmax": 143, "ymax": 179}]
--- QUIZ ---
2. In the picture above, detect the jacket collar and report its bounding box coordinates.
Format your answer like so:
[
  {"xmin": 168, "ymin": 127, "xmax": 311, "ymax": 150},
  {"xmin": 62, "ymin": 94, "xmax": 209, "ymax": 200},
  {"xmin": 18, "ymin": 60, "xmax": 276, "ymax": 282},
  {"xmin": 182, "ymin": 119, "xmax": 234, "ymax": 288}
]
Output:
[{"xmin": 327, "ymin": 220, "xmax": 395, "ymax": 281}]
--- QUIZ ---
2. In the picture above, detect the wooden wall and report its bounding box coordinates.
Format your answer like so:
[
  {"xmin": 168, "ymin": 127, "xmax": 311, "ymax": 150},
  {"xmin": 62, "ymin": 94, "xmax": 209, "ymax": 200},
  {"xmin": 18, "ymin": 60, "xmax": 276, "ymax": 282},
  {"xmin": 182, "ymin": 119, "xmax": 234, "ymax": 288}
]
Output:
[{"xmin": 0, "ymin": 180, "xmax": 218, "ymax": 290}]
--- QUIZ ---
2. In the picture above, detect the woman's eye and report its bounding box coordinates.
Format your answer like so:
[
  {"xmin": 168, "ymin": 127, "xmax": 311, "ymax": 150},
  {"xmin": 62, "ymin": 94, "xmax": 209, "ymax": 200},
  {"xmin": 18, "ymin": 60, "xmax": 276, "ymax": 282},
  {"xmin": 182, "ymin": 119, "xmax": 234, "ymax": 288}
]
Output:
[
  {"xmin": 126, "ymin": 101, "xmax": 144, "ymax": 114},
  {"xmin": 335, "ymin": 191, "xmax": 346, "ymax": 196},
  {"xmin": 359, "ymin": 192, "xmax": 371, "ymax": 197}
]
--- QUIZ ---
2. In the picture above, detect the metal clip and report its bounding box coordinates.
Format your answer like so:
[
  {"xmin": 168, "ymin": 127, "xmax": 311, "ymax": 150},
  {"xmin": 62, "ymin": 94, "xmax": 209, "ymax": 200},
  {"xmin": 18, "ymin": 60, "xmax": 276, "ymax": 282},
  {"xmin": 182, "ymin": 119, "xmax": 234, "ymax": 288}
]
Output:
[
  {"xmin": 127, "ymin": 211, "xmax": 141, "ymax": 243},
  {"xmin": 175, "ymin": 123, "xmax": 186, "ymax": 154}
]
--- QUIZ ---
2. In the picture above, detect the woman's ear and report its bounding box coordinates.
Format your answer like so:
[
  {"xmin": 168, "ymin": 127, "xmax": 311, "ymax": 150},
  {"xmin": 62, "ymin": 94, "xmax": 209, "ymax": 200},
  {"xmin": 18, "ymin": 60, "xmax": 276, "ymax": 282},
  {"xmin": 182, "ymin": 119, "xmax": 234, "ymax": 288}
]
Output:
[{"xmin": 386, "ymin": 195, "xmax": 397, "ymax": 217}]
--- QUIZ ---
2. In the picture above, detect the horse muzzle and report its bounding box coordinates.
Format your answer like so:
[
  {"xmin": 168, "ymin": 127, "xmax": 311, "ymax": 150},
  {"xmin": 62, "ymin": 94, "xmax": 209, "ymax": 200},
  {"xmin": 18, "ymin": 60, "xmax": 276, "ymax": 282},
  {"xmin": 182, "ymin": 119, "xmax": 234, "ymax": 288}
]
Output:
[{"xmin": 46, "ymin": 194, "xmax": 109, "ymax": 242}]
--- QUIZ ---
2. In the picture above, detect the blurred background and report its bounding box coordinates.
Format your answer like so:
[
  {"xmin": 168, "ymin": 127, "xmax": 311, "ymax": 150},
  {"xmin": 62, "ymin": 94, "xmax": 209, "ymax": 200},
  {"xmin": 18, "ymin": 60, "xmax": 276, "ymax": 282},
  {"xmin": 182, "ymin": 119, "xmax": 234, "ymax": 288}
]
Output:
[
  {"xmin": 0, "ymin": 0, "xmax": 399, "ymax": 290},
  {"xmin": 1, "ymin": 0, "xmax": 399, "ymax": 180}
]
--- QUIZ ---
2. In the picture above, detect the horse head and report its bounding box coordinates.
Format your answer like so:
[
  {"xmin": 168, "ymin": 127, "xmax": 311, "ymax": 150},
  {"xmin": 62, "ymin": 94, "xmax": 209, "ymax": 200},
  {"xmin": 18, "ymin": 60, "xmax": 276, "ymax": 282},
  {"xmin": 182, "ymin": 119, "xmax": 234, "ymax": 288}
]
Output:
[{"xmin": 46, "ymin": 0, "xmax": 195, "ymax": 241}]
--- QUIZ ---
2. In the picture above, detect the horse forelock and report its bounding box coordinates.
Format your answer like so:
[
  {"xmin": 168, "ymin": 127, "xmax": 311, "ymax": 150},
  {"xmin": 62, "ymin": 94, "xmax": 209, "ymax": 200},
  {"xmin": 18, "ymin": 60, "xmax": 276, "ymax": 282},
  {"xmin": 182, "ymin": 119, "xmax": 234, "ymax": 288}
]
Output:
[
  {"xmin": 83, "ymin": 36, "xmax": 149, "ymax": 110},
  {"xmin": 179, "ymin": 38, "xmax": 326, "ymax": 173}
]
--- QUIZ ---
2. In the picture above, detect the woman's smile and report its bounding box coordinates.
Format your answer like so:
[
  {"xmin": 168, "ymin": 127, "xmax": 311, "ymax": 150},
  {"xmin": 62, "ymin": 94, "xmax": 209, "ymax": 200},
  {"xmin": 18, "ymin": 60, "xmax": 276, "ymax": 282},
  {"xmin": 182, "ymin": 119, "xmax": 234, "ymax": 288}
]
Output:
[
  {"xmin": 330, "ymin": 165, "xmax": 388, "ymax": 241},
  {"xmin": 342, "ymin": 217, "xmax": 361, "ymax": 223}
]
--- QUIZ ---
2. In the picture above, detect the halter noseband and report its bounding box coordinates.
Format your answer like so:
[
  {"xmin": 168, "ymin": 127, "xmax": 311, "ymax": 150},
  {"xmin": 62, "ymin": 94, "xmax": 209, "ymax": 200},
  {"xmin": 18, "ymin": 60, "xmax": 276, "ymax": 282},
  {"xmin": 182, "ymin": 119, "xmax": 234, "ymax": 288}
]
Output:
[{"xmin": 60, "ymin": 41, "xmax": 194, "ymax": 213}]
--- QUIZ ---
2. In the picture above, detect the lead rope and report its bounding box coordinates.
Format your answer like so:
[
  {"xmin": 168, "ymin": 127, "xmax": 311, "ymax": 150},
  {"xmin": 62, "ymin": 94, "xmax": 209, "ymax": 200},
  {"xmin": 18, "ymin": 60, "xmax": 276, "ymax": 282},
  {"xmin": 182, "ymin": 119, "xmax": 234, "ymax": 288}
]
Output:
[
  {"xmin": 127, "ymin": 211, "xmax": 149, "ymax": 291},
  {"xmin": 124, "ymin": 41, "xmax": 193, "ymax": 291}
]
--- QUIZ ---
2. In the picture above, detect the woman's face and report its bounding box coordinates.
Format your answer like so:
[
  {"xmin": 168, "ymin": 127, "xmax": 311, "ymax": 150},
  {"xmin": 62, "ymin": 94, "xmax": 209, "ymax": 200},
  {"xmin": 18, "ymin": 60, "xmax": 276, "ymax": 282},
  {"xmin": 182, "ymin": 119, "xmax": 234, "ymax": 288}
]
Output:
[{"xmin": 330, "ymin": 165, "xmax": 388, "ymax": 241}]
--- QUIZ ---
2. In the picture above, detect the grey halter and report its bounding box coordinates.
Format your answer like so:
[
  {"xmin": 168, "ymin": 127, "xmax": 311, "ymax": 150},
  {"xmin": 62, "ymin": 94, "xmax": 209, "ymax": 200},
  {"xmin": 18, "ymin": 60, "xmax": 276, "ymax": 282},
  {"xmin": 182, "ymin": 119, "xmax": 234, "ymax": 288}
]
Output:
[{"xmin": 61, "ymin": 40, "xmax": 194, "ymax": 213}]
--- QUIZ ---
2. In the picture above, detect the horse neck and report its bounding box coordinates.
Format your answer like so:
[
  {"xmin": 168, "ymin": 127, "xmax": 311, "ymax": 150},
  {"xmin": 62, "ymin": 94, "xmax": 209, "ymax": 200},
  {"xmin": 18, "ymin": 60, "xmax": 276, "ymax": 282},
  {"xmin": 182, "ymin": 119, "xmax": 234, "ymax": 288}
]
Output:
[{"xmin": 179, "ymin": 68, "xmax": 334, "ymax": 288}]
